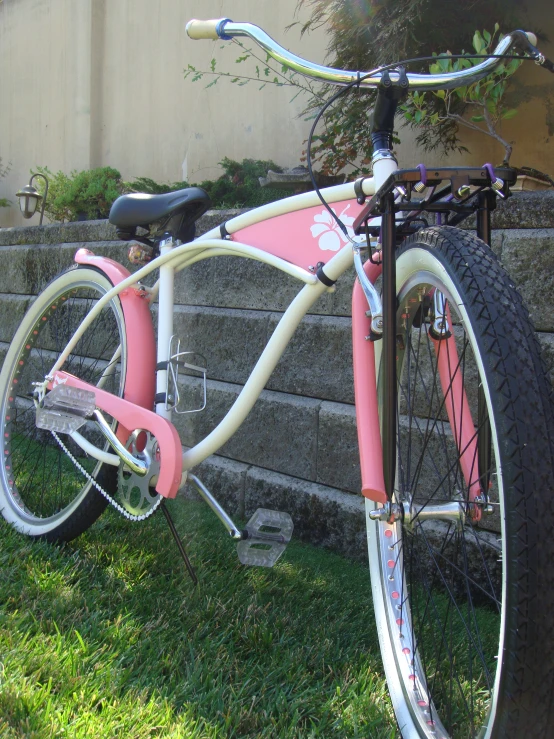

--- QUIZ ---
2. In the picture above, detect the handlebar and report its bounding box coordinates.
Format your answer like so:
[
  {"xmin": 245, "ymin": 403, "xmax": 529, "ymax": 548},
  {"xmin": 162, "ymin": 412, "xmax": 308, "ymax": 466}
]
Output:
[{"xmin": 186, "ymin": 18, "xmax": 549, "ymax": 91}]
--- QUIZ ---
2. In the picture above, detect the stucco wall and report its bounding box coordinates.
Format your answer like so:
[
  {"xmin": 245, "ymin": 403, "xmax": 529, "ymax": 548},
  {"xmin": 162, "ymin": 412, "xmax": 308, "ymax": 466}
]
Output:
[
  {"xmin": 1, "ymin": 0, "xmax": 553, "ymax": 228},
  {"xmin": 0, "ymin": 0, "xmax": 328, "ymax": 227}
]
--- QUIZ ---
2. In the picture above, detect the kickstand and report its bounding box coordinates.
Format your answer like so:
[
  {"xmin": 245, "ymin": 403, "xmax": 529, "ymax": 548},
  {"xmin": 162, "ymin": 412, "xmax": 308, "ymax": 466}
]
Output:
[{"xmin": 160, "ymin": 500, "xmax": 198, "ymax": 586}]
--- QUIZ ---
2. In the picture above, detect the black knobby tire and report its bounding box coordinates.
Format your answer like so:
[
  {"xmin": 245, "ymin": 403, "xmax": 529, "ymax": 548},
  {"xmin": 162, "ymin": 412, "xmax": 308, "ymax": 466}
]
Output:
[
  {"xmin": 0, "ymin": 266, "xmax": 128, "ymax": 542},
  {"xmin": 368, "ymin": 226, "xmax": 554, "ymax": 737}
]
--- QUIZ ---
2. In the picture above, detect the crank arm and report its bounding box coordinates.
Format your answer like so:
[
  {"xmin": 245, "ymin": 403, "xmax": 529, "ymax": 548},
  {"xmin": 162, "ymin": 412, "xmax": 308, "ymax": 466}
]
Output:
[
  {"xmin": 91, "ymin": 409, "xmax": 149, "ymax": 476},
  {"xmin": 48, "ymin": 372, "xmax": 183, "ymax": 498}
]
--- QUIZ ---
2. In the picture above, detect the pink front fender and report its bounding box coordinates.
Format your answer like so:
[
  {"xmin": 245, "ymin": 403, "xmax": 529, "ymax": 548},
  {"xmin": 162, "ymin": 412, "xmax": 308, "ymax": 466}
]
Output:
[{"xmin": 352, "ymin": 257, "xmax": 387, "ymax": 503}]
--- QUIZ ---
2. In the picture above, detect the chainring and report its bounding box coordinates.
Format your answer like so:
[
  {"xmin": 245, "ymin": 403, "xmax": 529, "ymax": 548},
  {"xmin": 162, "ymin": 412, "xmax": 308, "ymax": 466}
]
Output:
[{"xmin": 117, "ymin": 430, "xmax": 161, "ymax": 516}]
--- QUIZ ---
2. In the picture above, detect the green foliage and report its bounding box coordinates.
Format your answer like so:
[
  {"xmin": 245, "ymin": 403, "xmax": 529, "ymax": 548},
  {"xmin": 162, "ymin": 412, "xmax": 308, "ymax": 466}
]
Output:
[
  {"xmin": 127, "ymin": 158, "xmax": 288, "ymax": 208},
  {"xmin": 0, "ymin": 157, "xmax": 11, "ymax": 209},
  {"xmin": 184, "ymin": 40, "xmax": 314, "ymax": 100},
  {"xmin": 33, "ymin": 166, "xmax": 73, "ymax": 222},
  {"xmin": 34, "ymin": 166, "xmax": 124, "ymax": 222},
  {"xmin": 36, "ymin": 158, "xmax": 288, "ymax": 223},
  {"xmin": 293, "ymin": 0, "xmax": 530, "ymax": 171},
  {"xmin": 124, "ymin": 176, "xmax": 190, "ymax": 194},
  {"xmin": 401, "ymin": 27, "xmax": 523, "ymax": 163},
  {"xmin": 197, "ymin": 157, "xmax": 287, "ymax": 208},
  {"xmin": 58, "ymin": 167, "xmax": 124, "ymax": 220}
]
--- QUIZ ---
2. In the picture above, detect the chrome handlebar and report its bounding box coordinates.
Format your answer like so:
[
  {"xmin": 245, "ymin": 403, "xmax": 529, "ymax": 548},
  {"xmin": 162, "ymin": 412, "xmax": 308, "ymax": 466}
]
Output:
[{"xmin": 186, "ymin": 18, "xmax": 539, "ymax": 92}]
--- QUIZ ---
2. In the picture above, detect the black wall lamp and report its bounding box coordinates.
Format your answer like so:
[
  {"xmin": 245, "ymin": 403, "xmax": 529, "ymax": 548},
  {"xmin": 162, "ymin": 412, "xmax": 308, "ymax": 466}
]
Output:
[{"xmin": 16, "ymin": 172, "xmax": 49, "ymax": 225}]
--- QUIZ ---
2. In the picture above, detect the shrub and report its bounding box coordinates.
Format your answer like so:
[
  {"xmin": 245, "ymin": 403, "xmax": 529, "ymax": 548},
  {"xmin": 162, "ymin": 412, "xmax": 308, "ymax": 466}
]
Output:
[
  {"xmin": 402, "ymin": 28, "xmax": 523, "ymax": 164},
  {"xmin": 197, "ymin": 158, "xmax": 286, "ymax": 207},
  {"xmin": 36, "ymin": 158, "xmax": 289, "ymax": 223},
  {"xmin": 34, "ymin": 166, "xmax": 124, "ymax": 222},
  {"xmin": 294, "ymin": 0, "xmax": 533, "ymax": 173},
  {"xmin": 126, "ymin": 158, "xmax": 288, "ymax": 208},
  {"xmin": 187, "ymin": 4, "xmax": 536, "ymax": 174},
  {"xmin": 124, "ymin": 176, "xmax": 190, "ymax": 194}
]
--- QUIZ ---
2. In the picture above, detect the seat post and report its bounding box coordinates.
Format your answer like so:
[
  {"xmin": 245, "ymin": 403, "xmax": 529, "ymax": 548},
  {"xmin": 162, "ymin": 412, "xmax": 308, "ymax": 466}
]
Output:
[{"xmin": 156, "ymin": 233, "xmax": 177, "ymax": 420}]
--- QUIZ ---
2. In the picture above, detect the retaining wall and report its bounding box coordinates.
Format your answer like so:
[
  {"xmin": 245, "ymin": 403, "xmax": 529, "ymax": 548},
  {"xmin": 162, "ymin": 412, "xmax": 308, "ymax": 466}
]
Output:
[{"xmin": 0, "ymin": 190, "xmax": 552, "ymax": 561}]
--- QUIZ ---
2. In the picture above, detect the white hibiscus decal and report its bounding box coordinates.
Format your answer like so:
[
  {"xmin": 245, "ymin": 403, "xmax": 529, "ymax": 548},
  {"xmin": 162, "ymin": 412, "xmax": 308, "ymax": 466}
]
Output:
[{"xmin": 310, "ymin": 205, "xmax": 360, "ymax": 251}]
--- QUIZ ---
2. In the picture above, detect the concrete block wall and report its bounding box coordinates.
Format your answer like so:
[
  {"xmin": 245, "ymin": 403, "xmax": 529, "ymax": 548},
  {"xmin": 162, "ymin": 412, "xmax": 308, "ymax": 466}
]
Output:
[{"xmin": 0, "ymin": 190, "xmax": 552, "ymax": 561}]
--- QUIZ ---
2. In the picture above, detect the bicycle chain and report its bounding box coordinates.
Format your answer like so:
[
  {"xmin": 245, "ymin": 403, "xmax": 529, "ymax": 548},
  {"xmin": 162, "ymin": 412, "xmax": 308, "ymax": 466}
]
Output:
[{"xmin": 52, "ymin": 431, "xmax": 162, "ymax": 522}]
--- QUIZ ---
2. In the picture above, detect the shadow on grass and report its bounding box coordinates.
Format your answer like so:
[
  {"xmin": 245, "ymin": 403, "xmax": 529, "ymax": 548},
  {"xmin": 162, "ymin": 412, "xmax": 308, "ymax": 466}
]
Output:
[{"xmin": 0, "ymin": 498, "xmax": 398, "ymax": 738}]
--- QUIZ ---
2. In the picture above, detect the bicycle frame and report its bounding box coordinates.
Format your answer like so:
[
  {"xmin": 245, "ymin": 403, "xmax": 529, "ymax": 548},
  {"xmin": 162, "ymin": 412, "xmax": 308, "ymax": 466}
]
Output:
[
  {"xmin": 44, "ymin": 177, "xmax": 394, "ymax": 503},
  {"xmin": 43, "ymin": 168, "xmax": 484, "ymax": 509}
]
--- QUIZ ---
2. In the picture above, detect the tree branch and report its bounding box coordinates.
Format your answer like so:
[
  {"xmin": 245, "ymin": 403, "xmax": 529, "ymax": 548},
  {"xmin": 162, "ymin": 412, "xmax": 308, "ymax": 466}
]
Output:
[{"xmin": 482, "ymin": 105, "xmax": 512, "ymax": 163}]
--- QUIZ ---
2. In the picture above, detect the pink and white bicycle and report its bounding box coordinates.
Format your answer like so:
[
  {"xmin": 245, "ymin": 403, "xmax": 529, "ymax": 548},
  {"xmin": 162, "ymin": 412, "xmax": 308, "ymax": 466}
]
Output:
[{"xmin": 2, "ymin": 18, "xmax": 554, "ymax": 738}]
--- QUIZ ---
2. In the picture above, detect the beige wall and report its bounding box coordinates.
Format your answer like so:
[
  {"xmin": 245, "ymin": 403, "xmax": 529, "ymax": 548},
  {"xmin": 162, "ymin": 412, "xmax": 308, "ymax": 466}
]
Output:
[
  {"xmin": 0, "ymin": 0, "xmax": 96, "ymax": 226},
  {"xmin": 0, "ymin": 0, "xmax": 328, "ymax": 227},
  {"xmin": 1, "ymin": 0, "xmax": 553, "ymax": 228}
]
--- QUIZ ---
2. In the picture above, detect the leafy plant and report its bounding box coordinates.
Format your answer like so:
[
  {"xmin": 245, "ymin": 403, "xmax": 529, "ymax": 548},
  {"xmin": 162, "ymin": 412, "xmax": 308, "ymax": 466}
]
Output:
[
  {"xmin": 58, "ymin": 167, "xmax": 124, "ymax": 220},
  {"xmin": 292, "ymin": 0, "xmax": 532, "ymax": 172},
  {"xmin": 0, "ymin": 158, "xmax": 11, "ymax": 209},
  {"xmin": 33, "ymin": 166, "xmax": 73, "ymax": 221},
  {"xmin": 35, "ymin": 158, "xmax": 287, "ymax": 223},
  {"xmin": 127, "ymin": 158, "xmax": 288, "ymax": 208},
  {"xmin": 34, "ymin": 166, "xmax": 124, "ymax": 222},
  {"xmin": 125, "ymin": 176, "xmax": 190, "ymax": 194},
  {"xmin": 184, "ymin": 41, "xmax": 315, "ymax": 101},
  {"xmin": 402, "ymin": 27, "xmax": 522, "ymax": 164},
  {"xmin": 197, "ymin": 157, "xmax": 287, "ymax": 207},
  {"xmin": 183, "ymin": 6, "xmax": 532, "ymax": 175}
]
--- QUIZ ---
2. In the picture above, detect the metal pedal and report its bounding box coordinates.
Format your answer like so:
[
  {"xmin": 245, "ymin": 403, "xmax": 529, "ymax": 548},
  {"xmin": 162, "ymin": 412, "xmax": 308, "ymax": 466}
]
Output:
[
  {"xmin": 36, "ymin": 384, "xmax": 95, "ymax": 434},
  {"xmin": 237, "ymin": 508, "xmax": 294, "ymax": 567}
]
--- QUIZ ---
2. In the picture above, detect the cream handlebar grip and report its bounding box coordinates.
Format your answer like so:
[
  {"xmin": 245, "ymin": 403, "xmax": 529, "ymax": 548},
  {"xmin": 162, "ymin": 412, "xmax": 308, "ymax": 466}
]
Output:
[{"xmin": 186, "ymin": 19, "xmax": 226, "ymax": 40}]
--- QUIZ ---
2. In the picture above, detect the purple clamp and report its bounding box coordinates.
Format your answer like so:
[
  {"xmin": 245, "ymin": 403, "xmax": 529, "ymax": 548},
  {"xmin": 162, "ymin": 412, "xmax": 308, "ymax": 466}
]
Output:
[
  {"xmin": 483, "ymin": 162, "xmax": 505, "ymax": 196},
  {"xmin": 414, "ymin": 164, "xmax": 427, "ymax": 193}
]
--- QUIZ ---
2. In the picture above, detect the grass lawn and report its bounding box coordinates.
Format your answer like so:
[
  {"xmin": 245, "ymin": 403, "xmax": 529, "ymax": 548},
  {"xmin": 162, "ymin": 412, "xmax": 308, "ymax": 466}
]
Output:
[{"xmin": 0, "ymin": 497, "xmax": 398, "ymax": 738}]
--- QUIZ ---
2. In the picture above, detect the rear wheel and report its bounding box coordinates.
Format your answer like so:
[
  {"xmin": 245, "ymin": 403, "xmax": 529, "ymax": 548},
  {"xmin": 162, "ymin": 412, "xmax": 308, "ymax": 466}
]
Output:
[
  {"xmin": 0, "ymin": 266, "xmax": 127, "ymax": 541},
  {"xmin": 369, "ymin": 227, "xmax": 554, "ymax": 737}
]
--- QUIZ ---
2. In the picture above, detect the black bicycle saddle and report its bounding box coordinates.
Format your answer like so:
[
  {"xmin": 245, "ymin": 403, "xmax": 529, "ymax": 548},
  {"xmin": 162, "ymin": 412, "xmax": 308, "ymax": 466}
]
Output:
[{"xmin": 109, "ymin": 187, "xmax": 211, "ymax": 242}]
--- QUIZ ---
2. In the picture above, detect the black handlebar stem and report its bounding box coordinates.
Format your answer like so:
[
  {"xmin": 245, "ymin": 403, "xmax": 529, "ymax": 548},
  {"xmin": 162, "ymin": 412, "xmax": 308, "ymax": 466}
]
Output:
[{"xmin": 371, "ymin": 67, "xmax": 409, "ymax": 149}]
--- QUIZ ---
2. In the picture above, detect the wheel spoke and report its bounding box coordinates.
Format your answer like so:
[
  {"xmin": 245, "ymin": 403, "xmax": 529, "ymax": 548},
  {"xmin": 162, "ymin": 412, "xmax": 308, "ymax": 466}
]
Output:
[
  {"xmin": 370, "ymin": 243, "xmax": 513, "ymax": 737},
  {"xmin": 0, "ymin": 276, "xmax": 125, "ymax": 530}
]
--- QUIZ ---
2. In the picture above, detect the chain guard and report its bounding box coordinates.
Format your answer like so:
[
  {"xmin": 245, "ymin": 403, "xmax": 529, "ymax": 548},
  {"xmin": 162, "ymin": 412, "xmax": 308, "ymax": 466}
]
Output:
[{"xmin": 118, "ymin": 431, "xmax": 161, "ymax": 516}]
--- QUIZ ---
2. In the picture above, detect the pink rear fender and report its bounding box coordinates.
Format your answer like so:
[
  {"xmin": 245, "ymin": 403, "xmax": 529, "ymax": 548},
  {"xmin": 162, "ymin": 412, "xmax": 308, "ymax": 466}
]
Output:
[
  {"xmin": 74, "ymin": 248, "xmax": 156, "ymax": 429},
  {"xmin": 71, "ymin": 250, "xmax": 182, "ymax": 498}
]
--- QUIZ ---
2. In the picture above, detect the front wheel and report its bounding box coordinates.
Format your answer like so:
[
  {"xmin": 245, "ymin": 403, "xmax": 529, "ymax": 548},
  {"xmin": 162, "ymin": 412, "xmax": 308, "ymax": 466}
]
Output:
[
  {"xmin": 0, "ymin": 266, "xmax": 128, "ymax": 541},
  {"xmin": 369, "ymin": 227, "xmax": 554, "ymax": 737}
]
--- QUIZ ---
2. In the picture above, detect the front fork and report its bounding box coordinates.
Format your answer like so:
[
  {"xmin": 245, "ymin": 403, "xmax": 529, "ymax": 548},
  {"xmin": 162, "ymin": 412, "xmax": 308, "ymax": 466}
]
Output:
[
  {"xmin": 357, "ymin": 133, "xmax": 495, "ymax": 520},
  {"xmin": 475, "ymin": 192, "xmax": 494, "ymax": 499}
]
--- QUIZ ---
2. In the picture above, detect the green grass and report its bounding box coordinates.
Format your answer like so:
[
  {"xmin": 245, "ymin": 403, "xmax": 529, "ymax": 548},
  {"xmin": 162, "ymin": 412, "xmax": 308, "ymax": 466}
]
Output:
[{"xmin": 0, "ymin": 499, "xmax": 398, "ymax": 738}]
